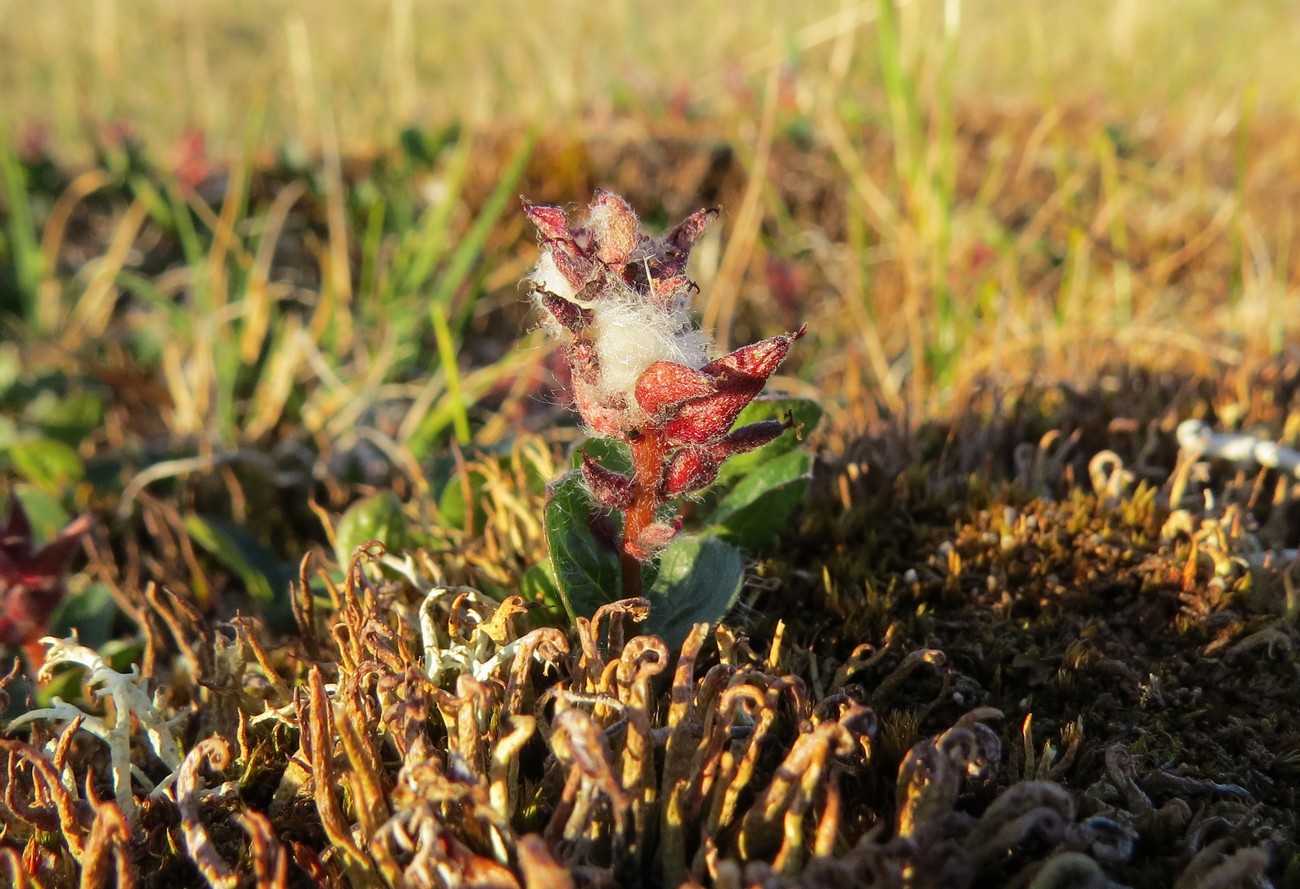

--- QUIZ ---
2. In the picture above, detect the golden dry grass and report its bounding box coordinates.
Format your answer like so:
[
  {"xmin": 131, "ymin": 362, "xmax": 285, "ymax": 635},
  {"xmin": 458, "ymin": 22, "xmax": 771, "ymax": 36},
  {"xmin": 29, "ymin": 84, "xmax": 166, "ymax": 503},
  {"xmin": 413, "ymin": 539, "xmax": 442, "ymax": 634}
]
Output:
[{"xmin": 2, "ymin": 0, "xmax": 1297, "ymax": 158}]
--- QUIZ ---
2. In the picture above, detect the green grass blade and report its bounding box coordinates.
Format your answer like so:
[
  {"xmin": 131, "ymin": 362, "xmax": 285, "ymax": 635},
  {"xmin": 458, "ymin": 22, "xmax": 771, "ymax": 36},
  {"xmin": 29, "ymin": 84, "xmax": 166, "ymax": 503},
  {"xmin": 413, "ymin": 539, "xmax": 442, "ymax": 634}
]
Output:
[
  {"xmin": 0, "ymin": 139, "xmax": 44, "ymax": 325},
  {"xmin": 432, "ymin": 130, "xmax": 536, "ymax": 327},
  {"xmin": 399, "ymin": 133, "xmax": 475, "ymax": 295},
  {"xmin": 430, "ymin": 302, "xmax": 470, "ymax": 445}
]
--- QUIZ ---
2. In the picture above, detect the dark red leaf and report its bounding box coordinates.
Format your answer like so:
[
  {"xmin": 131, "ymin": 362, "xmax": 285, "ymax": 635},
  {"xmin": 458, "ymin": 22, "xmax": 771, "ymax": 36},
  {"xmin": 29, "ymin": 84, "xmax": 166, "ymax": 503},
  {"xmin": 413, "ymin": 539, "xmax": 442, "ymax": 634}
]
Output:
[{"xmin": 523, "ymin": 201, "xmax": 573, "ymax": 241}]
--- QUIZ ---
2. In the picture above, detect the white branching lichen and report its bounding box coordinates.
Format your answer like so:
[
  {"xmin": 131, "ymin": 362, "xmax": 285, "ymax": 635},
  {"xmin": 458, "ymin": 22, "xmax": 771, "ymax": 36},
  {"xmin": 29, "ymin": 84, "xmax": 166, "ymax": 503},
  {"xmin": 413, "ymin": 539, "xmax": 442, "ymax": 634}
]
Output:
[
  {"xmin": 1176, "ymin": 418, "xmax": 1300, "ymax": 476},
  {"xmin": 5, "ymin": 634, "xmax": 185, "ymax": 819},
  {"xmin": 412, "ymin": 579, "xmax": 563, "ymax": 686}
]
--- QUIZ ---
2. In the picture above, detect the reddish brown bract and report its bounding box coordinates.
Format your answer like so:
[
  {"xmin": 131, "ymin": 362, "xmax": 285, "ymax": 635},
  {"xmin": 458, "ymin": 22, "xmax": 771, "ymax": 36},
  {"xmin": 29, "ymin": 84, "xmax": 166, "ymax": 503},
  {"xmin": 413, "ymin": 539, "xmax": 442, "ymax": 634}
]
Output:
[
  {"xmin": 526, "ymin": 192, "xmax": 803, "ymax": 576},
  {"xmin": 581, "ymin": 455, "xmax": 637, "ymax": 510},
  {"xmin": 662, "ymin": 447, "xmax": 720, "ymax": 498},
  {"xmin": 634, "ymin": 362, "xmax": 716, "ymax": 417}
]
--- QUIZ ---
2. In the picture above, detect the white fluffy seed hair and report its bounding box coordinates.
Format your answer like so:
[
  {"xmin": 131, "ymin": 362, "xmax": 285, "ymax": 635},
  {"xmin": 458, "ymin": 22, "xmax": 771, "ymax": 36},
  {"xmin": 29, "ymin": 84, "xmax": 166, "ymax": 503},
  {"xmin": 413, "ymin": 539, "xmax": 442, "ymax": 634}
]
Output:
[
  {"xmin": 529, "ymin": 252, "xmax": 579, "ymax": 304},
  {"xmin": 590, "ymin": 292, "xmax": 711, "ymax": 401},
  {"xmin": 584, "ymin": 199, "xmax": 622, "ymax": 248}
]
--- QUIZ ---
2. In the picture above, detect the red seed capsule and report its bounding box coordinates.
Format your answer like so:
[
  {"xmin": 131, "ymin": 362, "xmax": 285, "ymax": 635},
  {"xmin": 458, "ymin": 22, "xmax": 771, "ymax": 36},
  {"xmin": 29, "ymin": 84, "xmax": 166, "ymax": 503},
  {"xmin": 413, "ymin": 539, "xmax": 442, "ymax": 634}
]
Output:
[
  {"xmin": 634, "ymin": 361, "xmax": 716, "ymax": 416},
  {"xmin": 661, "ymin": 447, "xmax": 721, "ymax": 498},
  {"xmin": 522, "ymin": 202, "xmax": 573, "ymax": 242},
  {"xmin": 581, "ymin": 454, "xmax": 637, "ymax": 509}
]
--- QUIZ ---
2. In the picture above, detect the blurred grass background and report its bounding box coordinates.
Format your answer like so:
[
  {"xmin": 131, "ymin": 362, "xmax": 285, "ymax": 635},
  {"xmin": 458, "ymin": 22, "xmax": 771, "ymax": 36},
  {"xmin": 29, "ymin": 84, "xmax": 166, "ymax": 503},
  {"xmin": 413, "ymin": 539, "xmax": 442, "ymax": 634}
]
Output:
[{"xmin": 1, "ymin": 0, "xmax": 1294, "ymax": 157}]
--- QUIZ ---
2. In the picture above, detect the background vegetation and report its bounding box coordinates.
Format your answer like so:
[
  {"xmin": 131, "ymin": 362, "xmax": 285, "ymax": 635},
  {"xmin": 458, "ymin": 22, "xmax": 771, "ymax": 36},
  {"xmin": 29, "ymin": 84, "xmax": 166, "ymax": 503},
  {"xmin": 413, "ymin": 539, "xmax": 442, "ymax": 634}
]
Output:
[
  {"xmin": 3, "ymin": 0, "xmax": 1296, "ymax": 156},
  {"xmin": 2, "ymin": 1, "xmax": 1300, "ymax": 887}
]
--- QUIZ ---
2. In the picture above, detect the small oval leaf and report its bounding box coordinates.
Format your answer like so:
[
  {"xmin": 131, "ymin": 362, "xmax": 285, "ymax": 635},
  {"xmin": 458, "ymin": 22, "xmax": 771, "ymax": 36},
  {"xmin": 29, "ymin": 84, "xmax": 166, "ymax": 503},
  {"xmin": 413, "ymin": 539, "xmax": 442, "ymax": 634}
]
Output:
[
  {"xmin": 8, "ymin": 437, "xmax": 85, "ymax": 491},
  {"xmin": 185, "ymin": 514, "xmax": 286, "ymax": 605},
  {"xmin": 335, "ymin": 492, "xmax": 409, "ymax": 567},
  {"xmin": 644, "ymin": 536, "xmax": 744, "ymax": 650},
  {"xmin": 544, "ymin": 470, "xmax": 622, "ymax": 622},
  {"xmin": 706, "ymin": 450, "xmax": 812, "ymax": 547}
]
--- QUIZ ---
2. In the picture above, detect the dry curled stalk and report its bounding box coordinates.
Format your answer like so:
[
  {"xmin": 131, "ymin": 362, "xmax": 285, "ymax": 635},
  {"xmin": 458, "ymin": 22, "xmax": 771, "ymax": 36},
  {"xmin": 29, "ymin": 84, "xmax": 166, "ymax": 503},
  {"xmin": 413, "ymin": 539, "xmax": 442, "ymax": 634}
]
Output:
[
  {"xmin": 175, "ymin": 738, "xmax": 237, "ymax": 889},
  {"xmin": 3, "ymin": 491, "xmax": 1273, "ymax": 886}
]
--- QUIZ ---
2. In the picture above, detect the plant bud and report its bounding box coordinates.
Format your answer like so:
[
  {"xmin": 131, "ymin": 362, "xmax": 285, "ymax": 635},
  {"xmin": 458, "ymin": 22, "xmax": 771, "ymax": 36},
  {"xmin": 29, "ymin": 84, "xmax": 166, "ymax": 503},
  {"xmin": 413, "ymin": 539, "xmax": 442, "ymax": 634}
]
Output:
[
  {"xmin": 701, "ymin": 325, "xmax": 806, "ymax": 382},
  {"xmin": 634, "ymin": 361, "xmax": 716, "ymax": 417},
  {"xmin": 660, "ymin": 329, "xmax": 806, "ymax": 444},
  {"xmin": 718, "ymin": 418, "xmax": 791, "ymax": 454},
  {"xmin": 628, "ymin": 520, "xmax": 681, "ymax": 560},
  {"xmin": 587, "ymin": 190, "xmax": 642, "ymax": 266},
  {"xmin": 522, "ymin": 202, "xmax": 573, "ymax": 241},
  {"xmin": 581, "ymin": 454, "xmax": 637, "ymax": 509},
  {"xmin": 539, "ymin": 293, "xmax": 592, "ymax": 334},
  {"xmin": 661, "ymin": 447, "xmax": 721, "ymax": 498}
]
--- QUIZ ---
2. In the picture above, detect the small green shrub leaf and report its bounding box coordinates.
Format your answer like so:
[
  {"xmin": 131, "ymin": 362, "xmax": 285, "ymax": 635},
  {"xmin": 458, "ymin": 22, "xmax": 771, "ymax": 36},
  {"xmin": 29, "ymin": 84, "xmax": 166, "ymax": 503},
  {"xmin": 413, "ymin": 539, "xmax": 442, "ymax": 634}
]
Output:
[
  {"xmin": 520, "ymin": 559, "xmax": 559, "ymax": 601},
  {"xmin": 705, "ymin": 449, "xmax": 812, "ymax": 547},
  {"xmin": 185, "ymin": 514, "xmax": 284, "ymax": 605},
  {"xmin": 520, "ymin": 559, "xmax": 569, "ymax": 625},
  {"xmin": 643, "ymin": 536, "xmax": 744, "ymax": 649},
  {"xmin": 543, "ymin": 470, "xmax": 621, "ymax": 622},
  {"xmin": 8, "ymin": 437, "xmax": 85, "ymax": 491},
  {"xmin": 334, "ymin": 491, "xmax": 409, "ymax": 567},
  {"xmin": 50, "ymin": 582, "xmax": 117, "ymax": 650},
  {"xmin": 25, "ymin": 389, "xmax": 106, "ymax": 445},
  {"xmin": 12, "ymin": 486, "xmax": 71, "ymax": 542}
]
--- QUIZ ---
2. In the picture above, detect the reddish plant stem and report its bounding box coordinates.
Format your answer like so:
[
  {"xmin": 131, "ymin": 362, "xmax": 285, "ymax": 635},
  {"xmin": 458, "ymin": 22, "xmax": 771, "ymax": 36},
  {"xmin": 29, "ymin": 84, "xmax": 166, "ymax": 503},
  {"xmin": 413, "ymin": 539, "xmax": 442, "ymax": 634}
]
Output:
[
  {"xmin": 620, "ymin": 546, "xmax": 643, "ymax": 600},
  {"xmin": 621, "ymin": 430, "xmax": 667, "ymax": 598}
]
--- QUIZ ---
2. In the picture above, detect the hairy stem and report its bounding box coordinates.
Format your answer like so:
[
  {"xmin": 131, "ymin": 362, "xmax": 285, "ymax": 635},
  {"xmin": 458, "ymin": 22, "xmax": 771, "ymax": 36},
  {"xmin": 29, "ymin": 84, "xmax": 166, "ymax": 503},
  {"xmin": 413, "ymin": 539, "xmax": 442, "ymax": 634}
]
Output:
[
  {"xmin": 620, "ymin": 548, "xmax": 643, "ymax": 600},
  {"xmin": 621, "ymin": 430, "xmax": 666, "ymax": 598}
]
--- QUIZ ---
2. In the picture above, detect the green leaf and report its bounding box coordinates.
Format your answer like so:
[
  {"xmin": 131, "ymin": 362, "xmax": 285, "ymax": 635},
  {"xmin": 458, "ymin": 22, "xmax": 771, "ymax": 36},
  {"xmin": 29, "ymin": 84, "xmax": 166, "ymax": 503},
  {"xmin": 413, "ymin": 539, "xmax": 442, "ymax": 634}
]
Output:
[
  {"xmin": 25, "ymin": 389, "xmax": 106, "ymax": 445},
  {"xmin": 104, "ymin": 640, "xmax": 146, "ymax": 674},
  {"xmin": 334, "ymin": 492, "xmax": 409, "ymax": 567},
  {"xmin": 50, "ymin": 582, "xmax": 117, "ymax": 650},
  {"xmin": 521, "ymin": 559, "xmax": 560, "ymax": 602},
  {"xmin": 521, "ymin": 559, "xmax": 569, "ymax": 626},
  {"xmin": 568, "ymin": 438, "xmax": 632, "ymax": 474},
  {"xmin": 544, "ymin": 470, "xmax": 622, "ymax": 623},
  {"xmin": 185, "ymin": 514, "xmax": 285, "ymax": 605},
  {"xmin": 8, "ymin": 437, "xmax": 85, "ymax": 491},
  {"xmin": 643, "ymin": 536, "xmax": 744, "ymax": 650},
  {"xmin": 437, "ymin": 468, "xmax": 488, "ymax": 533},
  {"xmin": 35, "ymin": 665, "xmax": 84, "ymax": 708},
  {"xmin": 398, "ymin": 126, "xmax": 438, "ymax": 166},
  {"xmin": 715, "ymin": 396, "xmax": 822, "ymax": 486},
  {"xmin": 706, "ymin": 450, "xmax": 812, "ymax": 548},
  {"xmin": 11, "ymin": 486, "xmax": 70, "ymax": 542}
]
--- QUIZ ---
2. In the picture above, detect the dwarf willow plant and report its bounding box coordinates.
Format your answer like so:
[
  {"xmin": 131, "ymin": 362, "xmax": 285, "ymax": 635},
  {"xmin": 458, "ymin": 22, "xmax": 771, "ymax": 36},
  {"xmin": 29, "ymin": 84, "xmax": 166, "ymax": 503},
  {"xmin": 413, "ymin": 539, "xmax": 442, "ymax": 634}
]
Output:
[{"xmin": 525, "ymin": 192, "xmax": 816, "ymax": 643}]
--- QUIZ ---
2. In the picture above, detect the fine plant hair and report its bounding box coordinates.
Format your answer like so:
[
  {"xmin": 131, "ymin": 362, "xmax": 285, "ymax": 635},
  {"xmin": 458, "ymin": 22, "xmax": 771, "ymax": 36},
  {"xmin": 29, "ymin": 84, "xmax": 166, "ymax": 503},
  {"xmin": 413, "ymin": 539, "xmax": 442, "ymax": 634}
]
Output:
[{"xmin": 525, "ymin": 191, "xmax": 803, "ymax": 596}]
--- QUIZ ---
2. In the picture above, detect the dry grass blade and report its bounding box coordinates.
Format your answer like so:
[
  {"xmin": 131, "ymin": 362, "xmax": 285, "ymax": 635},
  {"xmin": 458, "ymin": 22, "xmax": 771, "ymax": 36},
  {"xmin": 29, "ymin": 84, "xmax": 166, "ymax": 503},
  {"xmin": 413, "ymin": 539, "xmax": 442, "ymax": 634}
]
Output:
[
  {"xmin": 0, "ymin": 738, "xmax": 87, "ymax": 858},
  {"xmin": 301, "ymin": 665, "xmax": 368, "ymax": 869},
  {"xmin": 79, "ymin": 794, "xmax": 136, "ymax": 889},
  {"xmin": 175, "ymin": 738, "xmax": 237, "ymax": 889},
  {"xmin": 231, "ymin": 810, "xmax": 288, "ymax": 889}
]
